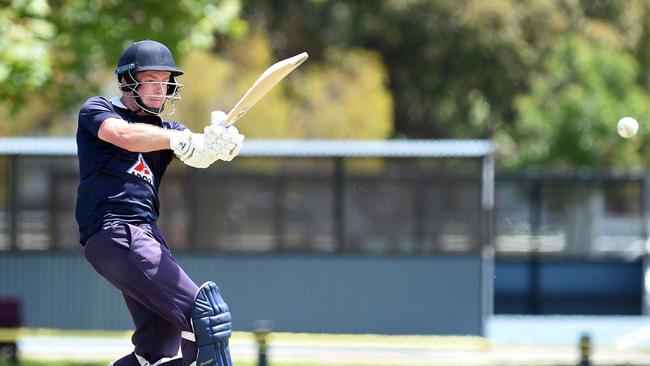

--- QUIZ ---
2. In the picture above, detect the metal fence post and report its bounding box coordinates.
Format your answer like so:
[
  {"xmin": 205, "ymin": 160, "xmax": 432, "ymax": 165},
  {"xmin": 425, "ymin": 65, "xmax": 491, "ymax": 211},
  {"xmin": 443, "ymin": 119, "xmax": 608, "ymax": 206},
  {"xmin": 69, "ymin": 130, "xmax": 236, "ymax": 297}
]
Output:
[
  {"xmin": 333, "ymin": 157, "xmax": 345, "ymax": 252},
  {"xmin": 254, "ymin": 320, "xmax": 272, "ymax": 366},
  {"xmin": 642, "ymin": 172, "xmax": 650, "ymax": 314},
  {"xmin": 579, "ymin": 333, "xmax": 592, "ymax": 366},
  {"xmin": 7, "ymin": 155, "xmax": 17, "ymax": 250}
]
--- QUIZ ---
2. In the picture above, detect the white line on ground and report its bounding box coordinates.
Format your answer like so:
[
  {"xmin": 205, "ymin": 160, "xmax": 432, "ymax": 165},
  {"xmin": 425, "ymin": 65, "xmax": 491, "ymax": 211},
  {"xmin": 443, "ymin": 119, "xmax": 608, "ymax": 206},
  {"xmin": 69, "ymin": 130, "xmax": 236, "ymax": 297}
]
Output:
[{"xmin": 615, "ymin": 324, "xmax": 650, "ymax": 350}]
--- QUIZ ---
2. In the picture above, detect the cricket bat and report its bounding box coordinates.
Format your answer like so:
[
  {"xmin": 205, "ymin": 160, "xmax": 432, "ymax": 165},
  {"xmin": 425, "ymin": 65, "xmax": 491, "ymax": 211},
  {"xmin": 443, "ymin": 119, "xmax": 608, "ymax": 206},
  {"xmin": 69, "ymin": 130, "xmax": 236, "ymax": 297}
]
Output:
[{"xmin": 221, "ymin": 52, "xmax": 309, "ymax": 127}]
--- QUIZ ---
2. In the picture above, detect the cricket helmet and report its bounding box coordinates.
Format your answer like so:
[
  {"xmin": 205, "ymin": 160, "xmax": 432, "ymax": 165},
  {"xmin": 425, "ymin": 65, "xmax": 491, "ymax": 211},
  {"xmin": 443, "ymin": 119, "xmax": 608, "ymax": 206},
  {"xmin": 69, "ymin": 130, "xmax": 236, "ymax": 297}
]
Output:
[
  {"xmin": 116, "ymin": 40, "xmax": 183, "ymax": 76},
  {"xmin": 115, "ymin": 40, "xmax": 183, "ymax": 116}
]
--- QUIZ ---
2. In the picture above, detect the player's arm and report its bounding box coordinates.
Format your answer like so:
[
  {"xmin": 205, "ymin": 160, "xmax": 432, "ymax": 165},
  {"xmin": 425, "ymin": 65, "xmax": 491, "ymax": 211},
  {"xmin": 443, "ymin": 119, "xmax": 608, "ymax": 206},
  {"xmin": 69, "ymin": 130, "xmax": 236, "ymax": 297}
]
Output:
[{"xmin": 97, "ymin": 117, "xmax": 184, "ymax": 152}]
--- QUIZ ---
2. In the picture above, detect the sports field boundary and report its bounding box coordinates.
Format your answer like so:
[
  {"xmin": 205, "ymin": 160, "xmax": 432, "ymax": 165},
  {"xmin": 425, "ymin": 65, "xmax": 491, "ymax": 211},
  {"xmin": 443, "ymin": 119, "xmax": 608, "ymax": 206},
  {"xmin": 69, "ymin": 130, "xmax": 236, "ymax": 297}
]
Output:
[{"xmin": 0, "ymin": 327, "xmax": 488, "ymax": 349}]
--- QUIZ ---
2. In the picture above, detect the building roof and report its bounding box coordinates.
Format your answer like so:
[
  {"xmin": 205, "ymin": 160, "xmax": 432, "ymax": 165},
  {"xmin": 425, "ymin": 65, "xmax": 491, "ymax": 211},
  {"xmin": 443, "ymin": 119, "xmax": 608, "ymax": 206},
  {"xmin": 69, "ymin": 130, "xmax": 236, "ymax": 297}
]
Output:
[{"xmin": 0, "ymin": 137, "xmax": 494, "ymax": 158}]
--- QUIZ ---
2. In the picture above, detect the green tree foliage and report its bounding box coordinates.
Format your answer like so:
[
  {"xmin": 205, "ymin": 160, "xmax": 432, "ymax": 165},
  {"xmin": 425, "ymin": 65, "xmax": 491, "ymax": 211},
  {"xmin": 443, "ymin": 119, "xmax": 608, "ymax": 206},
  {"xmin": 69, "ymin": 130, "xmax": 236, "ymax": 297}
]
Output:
[
  {"xmin": 502, "ymin": 35, "xmax": 650, "ymax": 170},
  {"xmin": 0, "ymin": 0, "xmax": 245, "ymax": 133},
  {"xmin": 176, "ymin": 31, "xmax": 294, "ymax": 136},
  {"xmin": 173, "ymin": 50, "xmax": 234, "ymax": 132},
  {"xmin": 176, "ymin": 31, "xmax": 393, "ymax": 139},
  {"xmin": 5, "ymin": 0, "xmax": 650, "ymax": 171},
  {"xmin": 290, "ymin": 47, "xmax": 393, "ymax": 139},
  {"xmin": 240, "ymin": 0, "xmax": 572, "ymax": 139},
  {"xmin": 241, "ymin": 0, "xmax": 650, "ymax": 169},
  {"xmin": 48, "ymin": 0, "xmax": 245, "ymax": 109},
  {"xmin": 0, "ymin": 0, "xmax": 54, "ymax": 111}
]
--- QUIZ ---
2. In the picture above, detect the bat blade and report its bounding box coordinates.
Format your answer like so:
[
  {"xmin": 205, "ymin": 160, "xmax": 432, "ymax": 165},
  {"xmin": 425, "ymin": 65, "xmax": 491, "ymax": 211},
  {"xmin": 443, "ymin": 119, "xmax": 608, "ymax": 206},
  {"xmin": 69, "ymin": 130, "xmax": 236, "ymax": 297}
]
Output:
[{"xmin": 223, "ymin": 52, "xmax": 309, "ymax": 127}]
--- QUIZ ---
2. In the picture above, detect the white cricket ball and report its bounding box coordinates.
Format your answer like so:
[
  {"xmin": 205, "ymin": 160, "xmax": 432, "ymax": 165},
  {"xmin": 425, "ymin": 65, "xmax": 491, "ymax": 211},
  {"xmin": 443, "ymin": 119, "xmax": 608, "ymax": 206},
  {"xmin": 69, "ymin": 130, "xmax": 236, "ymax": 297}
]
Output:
[{"xmin": 617, "ymin": 117, "xmax": 639, "ymax": 138}]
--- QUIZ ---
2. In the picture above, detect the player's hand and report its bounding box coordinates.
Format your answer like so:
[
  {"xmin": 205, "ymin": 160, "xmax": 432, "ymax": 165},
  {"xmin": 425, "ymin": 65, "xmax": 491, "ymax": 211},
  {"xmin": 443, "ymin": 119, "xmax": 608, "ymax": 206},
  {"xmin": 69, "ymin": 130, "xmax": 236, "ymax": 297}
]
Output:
[
  {"xmin": 170, "ymin": 130, "xmax": 193, "ymax": 160},
  {"xmin": 170, "ymin": 130, "xmax": 218, "ymax": 169},
  {"xmin": 204, "ymin": 111, "xmax": 245, "ymax": 162},
  {"xmin": 182, "ymin": 133, "xmax": 218, "ymax": 168}
]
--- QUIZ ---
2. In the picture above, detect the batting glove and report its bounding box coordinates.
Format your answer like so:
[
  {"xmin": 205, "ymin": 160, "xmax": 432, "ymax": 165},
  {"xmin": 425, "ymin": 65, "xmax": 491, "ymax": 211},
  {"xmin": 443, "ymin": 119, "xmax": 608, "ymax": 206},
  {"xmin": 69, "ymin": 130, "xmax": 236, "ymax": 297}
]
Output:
[
  {"xmin": 204, "ymin": 111, "xmax": 245, "ymax": 162},
  {"xmin": 170, "ymin": 130, "xmax": 219, "ymax": 169}
]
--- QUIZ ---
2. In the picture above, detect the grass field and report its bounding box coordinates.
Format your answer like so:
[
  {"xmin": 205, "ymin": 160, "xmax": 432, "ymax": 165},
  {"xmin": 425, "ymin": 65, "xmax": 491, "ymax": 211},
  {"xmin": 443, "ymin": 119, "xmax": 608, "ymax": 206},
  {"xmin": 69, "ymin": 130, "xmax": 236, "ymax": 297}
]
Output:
[
  {"xmin": 0, "ymin": 360, "xmax": 647, "ymax": 366},
  {"xmin": 0, "ymin": 362, "xmax": 407, "ymax": 366},
  {"xmin": 3, "ymin": 354, "xmax": 648, "ymax": 366},
  {"xmin": 2, "ymin": 325, "xmax": 650, "ymax": 366},
  {"xmin": 0, "ymin": 362, "xmax": 311, "ymax": 366}
]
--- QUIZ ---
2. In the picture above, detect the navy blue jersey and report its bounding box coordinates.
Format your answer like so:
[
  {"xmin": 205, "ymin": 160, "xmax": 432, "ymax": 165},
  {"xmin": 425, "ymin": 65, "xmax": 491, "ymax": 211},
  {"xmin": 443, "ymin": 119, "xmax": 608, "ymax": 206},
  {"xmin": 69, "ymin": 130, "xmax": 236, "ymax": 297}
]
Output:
[{"xmin": 76, "ymin": 96, "xmax": 187, "ymax": 244}]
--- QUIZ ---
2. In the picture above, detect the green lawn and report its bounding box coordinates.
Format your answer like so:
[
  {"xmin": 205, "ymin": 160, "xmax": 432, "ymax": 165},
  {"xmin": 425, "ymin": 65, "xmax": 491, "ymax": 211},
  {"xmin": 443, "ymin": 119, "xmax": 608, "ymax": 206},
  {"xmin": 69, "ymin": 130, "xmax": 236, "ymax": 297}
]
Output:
[
  {"xmin": 5, "ymin": 359, "xmax": 640, "ymax": 366},
  {"xmin": 1, "ymin": 360, "xmax": 648, "ymax": 366},
  {"xmin": 0, "ymin": 361, "xmax": 402, "ymax": 366},
  {"xmin": 0, "ymin": 362, "xmax": 373, "ymax": 366}
]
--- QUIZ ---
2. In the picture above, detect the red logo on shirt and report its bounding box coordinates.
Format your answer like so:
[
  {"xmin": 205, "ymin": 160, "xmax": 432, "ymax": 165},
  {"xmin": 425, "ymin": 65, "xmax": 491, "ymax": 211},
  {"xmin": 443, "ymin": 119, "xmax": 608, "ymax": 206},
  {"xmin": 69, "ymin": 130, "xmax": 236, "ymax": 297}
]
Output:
[{"xmin": 128, "ymin": 154, "xmax": 154, "ymax": 185}]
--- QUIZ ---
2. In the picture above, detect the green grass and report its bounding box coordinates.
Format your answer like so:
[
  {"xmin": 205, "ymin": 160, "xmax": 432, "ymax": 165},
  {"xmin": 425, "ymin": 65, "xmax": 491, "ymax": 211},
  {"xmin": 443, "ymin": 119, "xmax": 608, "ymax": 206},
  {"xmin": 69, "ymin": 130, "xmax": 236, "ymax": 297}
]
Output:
[
  {"xmin": 0, "ymin": 360, "xmax": 407, "ymax": 366},
  {"xmin": 1, "ymin": 328, "xmax": 647, "ymax": 366},
  {"xmin": 0, "ymin": 362, "xmax": 378, "ymax": 366},
  {"xmin": 4, "ymin": 357, "xmax": 602, "ymax": 366},
  {"xmin": 0, "ymin": 362, "xmax": 107, "ymax": 366},
  {"xmin": 0, "ymin": 359, "xmax": 640, "ymax": 366}
]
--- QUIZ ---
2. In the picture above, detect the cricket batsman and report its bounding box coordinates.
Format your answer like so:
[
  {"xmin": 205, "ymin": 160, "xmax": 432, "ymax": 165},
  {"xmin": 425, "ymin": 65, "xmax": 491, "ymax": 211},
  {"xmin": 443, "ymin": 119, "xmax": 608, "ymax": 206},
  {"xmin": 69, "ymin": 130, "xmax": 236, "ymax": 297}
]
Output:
[{"xmin": 76, "ymin": 40, "xmax": 241, "ymax": 366}]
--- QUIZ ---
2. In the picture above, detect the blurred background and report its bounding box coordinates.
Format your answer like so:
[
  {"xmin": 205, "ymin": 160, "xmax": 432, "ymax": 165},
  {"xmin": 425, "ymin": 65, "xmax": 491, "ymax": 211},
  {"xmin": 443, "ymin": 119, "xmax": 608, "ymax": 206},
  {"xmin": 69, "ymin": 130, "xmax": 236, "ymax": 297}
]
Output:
[{"xmin": 3, "ymin": 0, "xmax": 650, "ymax": 365}]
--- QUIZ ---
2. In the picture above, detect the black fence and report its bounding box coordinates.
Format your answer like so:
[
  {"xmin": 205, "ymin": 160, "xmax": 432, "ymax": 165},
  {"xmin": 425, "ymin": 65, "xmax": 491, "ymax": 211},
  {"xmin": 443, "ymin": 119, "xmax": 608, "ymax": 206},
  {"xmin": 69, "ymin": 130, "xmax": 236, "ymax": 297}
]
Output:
[
  {"xmin": 494, "ymin": 171, "xmax": 648, "ymax": 315},
  {"xmin": 1, "ymin": 142, "xmax": 646, "ymax": 260},
  {"xmin": 1, "ymin": 140, "xmax": 648, "ymax": 316},
  {"xmin": 496, "ymin": 171, "xmax": 647, "ymax": 259},
  {"xmin": 0, "ymin": 141, "xmax": 494, "ymax": 254}
]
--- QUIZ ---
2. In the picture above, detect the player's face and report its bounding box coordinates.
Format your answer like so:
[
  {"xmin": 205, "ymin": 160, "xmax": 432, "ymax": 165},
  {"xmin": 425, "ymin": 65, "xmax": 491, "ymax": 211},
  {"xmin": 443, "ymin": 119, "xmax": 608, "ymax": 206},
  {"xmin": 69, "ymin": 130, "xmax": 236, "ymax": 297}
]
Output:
[{"xmin": 136, "ymin": 71, "xmax": 172, "ymax": 109}]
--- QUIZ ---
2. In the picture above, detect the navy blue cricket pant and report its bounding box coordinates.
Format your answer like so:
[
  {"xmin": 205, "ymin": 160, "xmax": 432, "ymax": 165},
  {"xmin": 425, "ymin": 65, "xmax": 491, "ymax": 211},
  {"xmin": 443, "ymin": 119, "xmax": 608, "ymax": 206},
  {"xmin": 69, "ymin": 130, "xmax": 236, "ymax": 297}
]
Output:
[{"xmin": 84, "ymin": 223, "xmax": 199, "ymax": 366}]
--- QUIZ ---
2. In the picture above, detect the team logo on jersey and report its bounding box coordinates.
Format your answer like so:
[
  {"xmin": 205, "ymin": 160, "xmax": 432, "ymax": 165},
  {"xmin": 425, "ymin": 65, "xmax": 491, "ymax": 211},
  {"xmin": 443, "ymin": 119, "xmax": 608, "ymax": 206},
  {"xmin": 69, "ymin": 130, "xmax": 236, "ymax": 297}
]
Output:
[{"xmin": 127, "ymin": 154, "xmax": 154, "ymax": 185}]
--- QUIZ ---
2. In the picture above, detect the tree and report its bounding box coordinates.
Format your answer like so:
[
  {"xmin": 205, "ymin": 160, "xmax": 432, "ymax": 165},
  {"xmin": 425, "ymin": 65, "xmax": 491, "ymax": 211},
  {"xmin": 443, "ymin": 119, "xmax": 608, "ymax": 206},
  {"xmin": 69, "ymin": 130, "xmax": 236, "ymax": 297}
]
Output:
[
  {"xmin": 240, "ymin": 0, "xmax": 650, "ymax": 169},
  {"xmin": 0, "ymin": 0, "xmax": 55, "ymax": 112},
  {"xmin": 176, "ymin": 30, "xmax": 393, "ymax": 139},
  {"xmin": 239, "ymin": 0, "xmax": 573, "ymax": 138},
  {"xmin": 0, "ymin": 0, "xmax": 245, "ymax": 134},
  {"xmin": 502, "ymin": 34, "xmax": 650, "ymax": 169}
]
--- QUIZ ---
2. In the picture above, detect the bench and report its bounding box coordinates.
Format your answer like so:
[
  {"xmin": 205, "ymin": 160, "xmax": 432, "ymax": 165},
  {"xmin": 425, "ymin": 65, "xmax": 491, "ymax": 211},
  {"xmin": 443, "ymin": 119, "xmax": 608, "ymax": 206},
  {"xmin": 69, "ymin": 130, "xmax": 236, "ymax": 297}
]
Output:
[{"xmin": 0, "ymin": 298, "xmax": 21, "ymax": 363}]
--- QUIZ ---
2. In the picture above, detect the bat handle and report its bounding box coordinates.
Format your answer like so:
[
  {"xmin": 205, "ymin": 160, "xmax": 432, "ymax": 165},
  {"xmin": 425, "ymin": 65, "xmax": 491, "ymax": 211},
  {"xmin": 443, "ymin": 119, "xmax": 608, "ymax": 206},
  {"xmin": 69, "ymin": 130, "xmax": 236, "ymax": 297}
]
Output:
[{"xmin": 211, "ymin": 111, "xmax": 228, "ymax": 126}]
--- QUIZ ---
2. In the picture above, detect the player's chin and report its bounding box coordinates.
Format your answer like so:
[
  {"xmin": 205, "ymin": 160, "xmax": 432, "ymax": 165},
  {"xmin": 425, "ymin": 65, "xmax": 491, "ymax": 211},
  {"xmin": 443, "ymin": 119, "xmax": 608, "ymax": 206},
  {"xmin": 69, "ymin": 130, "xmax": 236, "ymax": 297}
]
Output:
[{"xmin": 144, "ymin": 99, "xmax": 164, "ymax": 109}]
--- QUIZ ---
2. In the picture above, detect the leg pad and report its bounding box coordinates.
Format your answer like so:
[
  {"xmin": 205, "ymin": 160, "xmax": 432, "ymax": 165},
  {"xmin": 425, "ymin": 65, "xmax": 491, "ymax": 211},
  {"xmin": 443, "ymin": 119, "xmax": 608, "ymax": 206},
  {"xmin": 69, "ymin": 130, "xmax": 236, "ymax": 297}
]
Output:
[{"xmin": 191, "ymin": 282, "xmax": 232, "ymax": 366}]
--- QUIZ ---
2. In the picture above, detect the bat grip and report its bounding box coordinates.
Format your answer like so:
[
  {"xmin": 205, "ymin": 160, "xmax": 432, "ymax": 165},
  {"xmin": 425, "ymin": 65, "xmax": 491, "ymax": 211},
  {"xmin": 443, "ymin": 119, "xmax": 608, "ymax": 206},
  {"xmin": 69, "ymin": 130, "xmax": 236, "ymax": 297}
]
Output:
[{"xmin": 211, "ymin": 111, "xmax": 228, "ymax": 125}]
